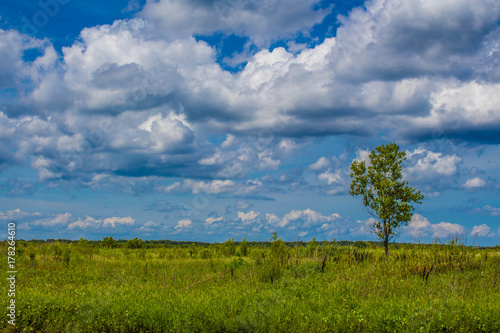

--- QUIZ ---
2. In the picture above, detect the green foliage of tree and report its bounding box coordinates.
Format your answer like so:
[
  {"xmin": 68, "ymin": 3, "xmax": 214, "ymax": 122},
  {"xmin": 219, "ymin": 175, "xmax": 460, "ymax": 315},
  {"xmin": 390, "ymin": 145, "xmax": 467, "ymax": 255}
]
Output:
[
  {"xmin": 223, "ymin": 238, "xmax": 236, "ymax": 257},
  {"xmin": 102, "ymin": 236, "xmax": 118, "ymax": 249},
  {"xmin": 76, "ymin": 237, "xmax": 97, "ymax": 258},
  {"xmin": 62, "ymin": 249, "xmax": 71, "ymax": 267},
  {"xmin": 51, "ymin": 241, "xmax": 63, "ymax": 261},
  {"xmin": 353, "ymin": 240, "xmax": 368, "ymax": 249},
  {"xmin": 270, "ymin": 232, "xmax": 288, "ymax": 265},
  {"xmin": 240, "ymin": 237, "xmax": 248, "ymax": 257},
  {"xmin": 307, "ymin": 237, "xmax": 318, "ymax": 258},
  {"xmin": 188, "ymin": 243, "xmax": 198, "ymax": 258},
  {"xmin": 349, "ymin": 143, "xmax": 424, "ymax": 257},
  {"xmin": 199, "ymin": 248, "xmax": 212, "ymax": 259},
  {"xmin": 256, "ymin": 232, "xmax": 288, "ymax": 283},
  {"xmin": 126, "ymin": 237, "xmax": 144, "ymax": 249}
]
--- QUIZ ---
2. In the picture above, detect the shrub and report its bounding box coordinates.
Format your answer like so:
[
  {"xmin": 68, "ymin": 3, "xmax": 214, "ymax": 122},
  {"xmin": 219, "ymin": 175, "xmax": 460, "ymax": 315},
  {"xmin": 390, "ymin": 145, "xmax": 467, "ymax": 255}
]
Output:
[
  {"xmin": 240, "ymin": 237, "xmax": 248, "ymax": 257},
  {"xmin": 188, "ymin": 243, "xmax": 198, "ymax": 258},
  {"xmin": 307, "ymin": 237, "xmax": 318, "ymax": 258},
  {"xmin": 102, "ymin": 236, "xmax": 118, "ymax": 248},
  {"xmin": 199, "ymin": 248, "xmax": 212, "ymax": 259},
  {"xmin": 223, "ymin": 238, "xmax": 236, "ymax": 257},
  {"xmin": 51, "ymin": 242, "xmax": 63, "ymax": 261},
  {"xmin": 126, "ymin": 237, "xmax": 144, "ymax": 249},
  {"xmin": 62, "ymin": 250, "xmax": 71, "ymax": 267}
]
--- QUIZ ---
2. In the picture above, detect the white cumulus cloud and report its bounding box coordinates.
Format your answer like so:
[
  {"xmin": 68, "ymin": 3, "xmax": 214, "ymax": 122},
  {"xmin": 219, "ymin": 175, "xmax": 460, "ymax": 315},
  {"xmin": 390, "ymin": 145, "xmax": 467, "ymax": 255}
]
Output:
[
  {"xmin": 237, "ymin": 211, "xmax": 261, "ymax": 224},
  {"xmin": 270, "ymin": 208, "xmax": 340, "ymax": 229},
  {"xmin": 431, "ymin": 222, "xmax": 466, "ymax": 239},
  {"xmin": 175, "ymin": 219, "xmax": 193, "ymax": 230},
  {"xmin": 205, "ymin": 216, "xmax": 224, "ymax": 225},
  {"xmin": 470, "ymin": 224, "xmax": 491, "ymax": 237},
  {"xmin": 309, "ymin": 157, "xmax": 330, "ymax": 171},
  {"xmin": 462, "ymin": 177, "xmax": 486, "ymax": 189}
]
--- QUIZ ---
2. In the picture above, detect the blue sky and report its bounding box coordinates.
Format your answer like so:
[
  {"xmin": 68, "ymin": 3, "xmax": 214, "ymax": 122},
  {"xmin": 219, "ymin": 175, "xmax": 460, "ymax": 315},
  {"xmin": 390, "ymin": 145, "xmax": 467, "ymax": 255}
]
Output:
[{"xmin": 0, "ymin": 0, "xmax": 499, "ymax": 246}]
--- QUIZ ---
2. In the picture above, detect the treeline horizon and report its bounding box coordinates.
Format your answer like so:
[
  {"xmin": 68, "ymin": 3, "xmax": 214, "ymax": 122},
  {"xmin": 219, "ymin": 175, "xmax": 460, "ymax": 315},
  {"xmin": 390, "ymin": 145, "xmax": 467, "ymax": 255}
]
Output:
[{"xmin": 5, "ymin": 237, "xmax": 499, "ymax": 249}]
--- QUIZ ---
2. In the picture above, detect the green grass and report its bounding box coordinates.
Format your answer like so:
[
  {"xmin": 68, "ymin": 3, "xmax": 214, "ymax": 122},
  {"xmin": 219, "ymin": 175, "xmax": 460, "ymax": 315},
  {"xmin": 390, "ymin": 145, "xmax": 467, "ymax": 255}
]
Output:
[{"xmin": 2, "ymin": 240, "xmax": 500, "ymax": 332}]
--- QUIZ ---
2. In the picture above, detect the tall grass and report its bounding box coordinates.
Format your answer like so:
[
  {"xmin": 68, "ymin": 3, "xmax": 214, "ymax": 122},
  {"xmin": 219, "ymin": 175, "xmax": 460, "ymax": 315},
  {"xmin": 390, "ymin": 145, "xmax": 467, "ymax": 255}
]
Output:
[{"xmin": 2, "ymin": 240, "xmax": 499, "ymax": 332}]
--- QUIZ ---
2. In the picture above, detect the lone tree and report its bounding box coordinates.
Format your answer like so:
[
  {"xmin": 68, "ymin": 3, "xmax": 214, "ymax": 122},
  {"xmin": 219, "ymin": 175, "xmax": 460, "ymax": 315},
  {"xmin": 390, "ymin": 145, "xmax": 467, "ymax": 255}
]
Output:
[{"xmin": 349, "ymin": 143, "xmax": 423, "ymax": 257}]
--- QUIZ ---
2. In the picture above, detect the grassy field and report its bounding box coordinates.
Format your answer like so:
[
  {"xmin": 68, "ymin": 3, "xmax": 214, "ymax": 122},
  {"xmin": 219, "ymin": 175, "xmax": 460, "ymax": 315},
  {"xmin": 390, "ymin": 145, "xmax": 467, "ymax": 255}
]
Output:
[{"xmin": 2, "ymin": 237, "xmax": 500, "ymax": 332}]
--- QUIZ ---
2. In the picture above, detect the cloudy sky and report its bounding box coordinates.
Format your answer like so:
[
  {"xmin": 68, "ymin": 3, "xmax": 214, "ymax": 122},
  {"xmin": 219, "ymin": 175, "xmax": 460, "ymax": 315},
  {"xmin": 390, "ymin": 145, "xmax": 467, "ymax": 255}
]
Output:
[{"xmin": 0, "ymin": 0, "xmax": 499, "ymax": 245}]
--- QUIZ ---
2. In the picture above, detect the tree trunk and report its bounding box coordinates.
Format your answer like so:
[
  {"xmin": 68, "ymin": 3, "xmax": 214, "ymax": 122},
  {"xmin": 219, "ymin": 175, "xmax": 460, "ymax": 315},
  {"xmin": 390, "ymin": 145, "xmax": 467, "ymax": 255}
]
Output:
[
  {"xmin": 384, "ymin": 237, "xmax": 389, "ymax": 259},
  {"xmin": 383, "ymin": 220, "xmax": 389, "ymax": 259}
]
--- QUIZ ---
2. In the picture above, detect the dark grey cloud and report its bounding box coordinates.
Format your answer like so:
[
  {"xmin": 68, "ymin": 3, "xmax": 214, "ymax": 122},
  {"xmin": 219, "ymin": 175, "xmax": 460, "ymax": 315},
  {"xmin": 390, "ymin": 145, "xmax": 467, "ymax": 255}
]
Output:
[
  {"xmin": 92, "ymin": 63, "xmax": 147, "ymax": 89},
  {"xmin": 332, "ymin": 0, "xmax": 500, "ymax": 82},
  {"xmin": 0, "ymin": 146, "xmax": 17, "ymax": 172},
  {"xmin": 404, "ymin": 126, "xmax": 500, "ymax": 145}
]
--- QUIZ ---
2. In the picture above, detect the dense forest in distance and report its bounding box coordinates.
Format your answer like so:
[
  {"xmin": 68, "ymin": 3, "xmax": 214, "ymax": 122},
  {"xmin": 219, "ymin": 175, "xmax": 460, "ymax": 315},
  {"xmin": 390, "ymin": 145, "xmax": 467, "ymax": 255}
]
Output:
[{"xmin": 9, "ymin": 237, "xmax": 499, "ymax": 249}]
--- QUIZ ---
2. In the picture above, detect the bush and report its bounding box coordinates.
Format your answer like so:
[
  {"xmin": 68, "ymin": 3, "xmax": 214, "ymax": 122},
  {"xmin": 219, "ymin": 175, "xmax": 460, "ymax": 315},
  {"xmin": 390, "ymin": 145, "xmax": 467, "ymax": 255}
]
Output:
[
  {"xmin": 223, "ymin": 238, "xmax": 236, "ymax": 257},
  {"xmin": 188, "ymin": 243, "xmax": 198, "ymax": 258},
  {"xmin": 199, "ymin": 248, "xmax": 212, "ymax": 259},
  {"xmin": 240, "ymin": 237, "xmax": 248, "ymax": 257},
  {"xmin": 307, "ymin": 237, "xmax": 318, "ymax": 258},
  {"xmin": 51, "ymin": 242, "xmax": 63, "ymax": 261},
  {"xmin": 270, "ymin": 233, "xmax": 288, "ymax": 266},
  {"xmin": 102, "ymin": 236, "xmax": 118, "ymax": 248},
  {"xmin": 62, "ymin": 250, "xmax": 71, "ymax": 267},
  {"xmin": 353, "ymin": 240, "xmax": 368, "ymax": 249},
  {"xmin": 126, "ymin": 237, "xmax": 144, "ymax": 249}
]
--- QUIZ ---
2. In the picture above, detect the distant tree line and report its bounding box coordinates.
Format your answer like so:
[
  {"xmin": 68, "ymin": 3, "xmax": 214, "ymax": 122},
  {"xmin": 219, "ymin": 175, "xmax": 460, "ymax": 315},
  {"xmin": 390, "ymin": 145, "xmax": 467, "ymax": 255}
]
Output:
[
  {"xmin": 5, "ymin": 237, "xmax": 497, "ymax": 250},
  {"xmin": 9, "ymin": 237, "xmax": 389, "ymax": 249}
]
